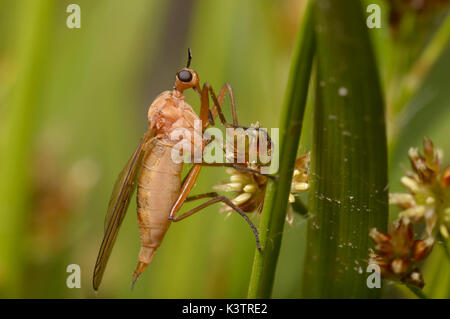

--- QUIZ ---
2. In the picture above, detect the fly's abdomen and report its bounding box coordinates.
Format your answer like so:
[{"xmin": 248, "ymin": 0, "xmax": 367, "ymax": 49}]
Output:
[{"xmin": 135, "ymin": 141, "xmax": 182, "ymax": 267}]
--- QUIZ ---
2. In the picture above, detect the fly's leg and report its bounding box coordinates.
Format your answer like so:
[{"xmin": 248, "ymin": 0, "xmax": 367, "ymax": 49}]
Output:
[
  {"xmin": 212, "ymin": 84, "xmax": 238, "ymax": 125},
  {"xmin": 143, "ymin": 134, "xmax": 164, "ymax": 152},
  {"xmin": 201, "ymin": 162, "xmax": 277, "ymax": 180},
  {"xmin": 201, "ymin": 83, "xmax": 247, "ymax": 130},
  {"xmin": 198, "ymin": 82, "xmax": 214, "ymax": 130},
  {"xmin": 201, "ymin": 84, "xmax": 274, "ymax": 176},
  {"xmin": 168, "ymin": 164, "xmax": 261, "ymax": 250},
  {"xmin": 168, "ymin": 82, "xmax": 216, "ymax": 221},
  {"xmin": 207, "ymin": 84, "xmax": 272, "ymax": 147},
  {"xmin": 169, "ymin": 192, "xmax": 261, "ymax": 251},
  {"xmin": 169, "ymin": 164, "xmax": 202, "ymax": 219}
]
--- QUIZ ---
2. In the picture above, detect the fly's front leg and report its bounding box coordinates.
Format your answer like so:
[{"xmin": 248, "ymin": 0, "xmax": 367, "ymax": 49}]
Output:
[
  {"xmin": 171, "ymin": 192, "xmax": 261, "ymax": 251},
  {"xmin": 210, "ymin": 83, "xmax": 237, "ymax": 125},
  {"xmin": 199, "ymin": 84, "xmax": 274, "ymax": 175},
  {"xmin": 198, "ymin": 83, "xmax": 214, "ymax": 131},
  {"xmin": 207, "ymin": 84, "xmax": 272, "ymax": 147}
]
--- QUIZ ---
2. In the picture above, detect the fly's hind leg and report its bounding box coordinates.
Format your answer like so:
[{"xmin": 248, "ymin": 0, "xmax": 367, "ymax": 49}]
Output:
[{"xmin": 169, "ymin": 192, "xmax": 261, "ymax": 251}]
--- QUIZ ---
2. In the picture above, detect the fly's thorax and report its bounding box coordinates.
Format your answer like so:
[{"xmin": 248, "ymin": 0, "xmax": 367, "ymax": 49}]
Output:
[
  {"xmin": 147, "ymin": 91, "xmax": 203, "ymax": 159},
  {"xmin": 147, "ymin": 91, "xmax": 201, "ymax": 134}
]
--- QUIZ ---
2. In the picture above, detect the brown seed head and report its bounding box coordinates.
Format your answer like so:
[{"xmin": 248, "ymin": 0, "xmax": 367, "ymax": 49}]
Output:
[
  {"xmin": 413, "ymin": 238, "xmax": 434, "ymax": 261},
  {"xmin": 442, "ymin": 167, "xmax": 450, "ymax": 188},
  {"xmin": 391, "ymin": 258, "xmax": 409, "ymax": 275}
]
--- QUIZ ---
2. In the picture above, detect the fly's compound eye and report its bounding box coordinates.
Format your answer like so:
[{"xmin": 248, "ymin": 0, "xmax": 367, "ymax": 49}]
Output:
[{"xmin": 177, "ymin": 70, "xmax": 192, "ymax": 82}]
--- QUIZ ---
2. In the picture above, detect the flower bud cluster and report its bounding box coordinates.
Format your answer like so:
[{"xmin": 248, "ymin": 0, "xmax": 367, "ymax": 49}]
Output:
[{"xmin": 369, "ymin": 138, "xmax": 450, "ymax": 288}]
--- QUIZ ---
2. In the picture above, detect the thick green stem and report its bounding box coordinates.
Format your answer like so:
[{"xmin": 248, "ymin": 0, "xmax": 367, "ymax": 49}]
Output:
[
  {"xmin": 301, "ymin": 0, "xmax": 388, "ymax": 298},
  {"xmin": 247, "ymin": 1, "xmax": 315, "ymax": 298}
]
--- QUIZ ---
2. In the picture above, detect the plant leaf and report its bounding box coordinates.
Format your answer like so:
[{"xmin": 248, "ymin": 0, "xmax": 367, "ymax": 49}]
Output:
[{"xmin": 301, "ymin": 0, "xmax": 388, "ymax": 298}]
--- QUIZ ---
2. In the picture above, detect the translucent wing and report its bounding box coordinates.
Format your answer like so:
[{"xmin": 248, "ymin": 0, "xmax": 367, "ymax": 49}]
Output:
[{"xmin": 93, "ymin": 130, "xmax": 153, "ymax": 290}]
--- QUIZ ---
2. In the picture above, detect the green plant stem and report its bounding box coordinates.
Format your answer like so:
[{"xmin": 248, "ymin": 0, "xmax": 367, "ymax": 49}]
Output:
[
  {"xmin": 247, "ymin": 0, "xmax": 315, "ymax": 298},
  {"xmin": 405, "ymin": 11, "xmax": 450, "ymax": 90},
  {"xmin": 391, "ymin": 11, "xmax": 450, "ymax": 139},
  {"xmin": 439, "ymin": 234, "xmax": 450, "ymax": 260},
  {"xmin": 292, "ymin": 195, "xmax": 308, "ymax": 216},
  {"xmin": 406, "ymin": 285, "xmax": 428, "ymax": 299}
]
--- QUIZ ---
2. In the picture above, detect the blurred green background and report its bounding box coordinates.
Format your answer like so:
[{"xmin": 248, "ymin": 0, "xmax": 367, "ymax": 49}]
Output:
[{"xmin": 0, "ymin": 0, "xmax": 448, "ymax": 298}]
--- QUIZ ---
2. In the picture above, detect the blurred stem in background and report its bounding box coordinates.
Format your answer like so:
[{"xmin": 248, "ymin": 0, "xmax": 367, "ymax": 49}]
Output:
[
  {"xmin": 0, "ymin": 0, "xmax": 53, "ymax": 297},
  {"xmin": 388, "ymin": 10, "xmax": 450, "ymax": 142},
  {"xmin": 247, "ymin": 0, "xmax": 314, "ymax": 298}
]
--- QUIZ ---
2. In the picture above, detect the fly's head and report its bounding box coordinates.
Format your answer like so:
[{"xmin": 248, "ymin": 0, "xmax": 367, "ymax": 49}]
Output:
[{"xmin": 174, "ymin": 68, "xmax": 200, "ymax": 94}]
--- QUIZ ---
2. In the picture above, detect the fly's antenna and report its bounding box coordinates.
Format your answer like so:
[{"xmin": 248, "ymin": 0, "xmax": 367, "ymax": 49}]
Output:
[{"xmin": 186, "ymin": 48, "xmax": 192, "ymax": 68}]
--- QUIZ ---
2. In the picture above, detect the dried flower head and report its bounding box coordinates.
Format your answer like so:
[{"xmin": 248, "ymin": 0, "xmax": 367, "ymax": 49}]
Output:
[
  {"xmin": 289, "ymin": 153, "xmax": 310, "ymax": 203},
  {"xmin": 370, "ymin": 137, "xmax": 450, "ymax": 289},
  {"xmin": 214, "ymin": 122, "xmax": 270, "ymax": 218},
  {"xmin": 392, "ymin": 137, "xmax": 450, "ymax": 239},
  {"xmin": 369, "ymin": 217, "xmax": 433, "ymax": 288},
  {"xmin": 215, "ymin": 151, "xmax": 310, "ymax": 224},
  {"xmin": 223, "ymin": 121, "xmax": 272, "ymax": 167},
  {"xmin": 214, "ymin": 167, "xmax": 268, "ymax": 217}
]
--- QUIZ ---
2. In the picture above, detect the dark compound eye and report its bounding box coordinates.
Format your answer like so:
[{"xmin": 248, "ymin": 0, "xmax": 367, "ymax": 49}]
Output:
[{"xmin": 177, "ymin": 70, "xmax": 192, "ymax": 82}]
